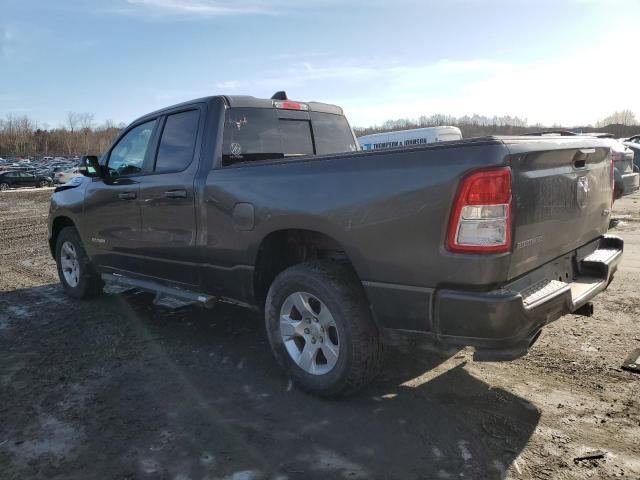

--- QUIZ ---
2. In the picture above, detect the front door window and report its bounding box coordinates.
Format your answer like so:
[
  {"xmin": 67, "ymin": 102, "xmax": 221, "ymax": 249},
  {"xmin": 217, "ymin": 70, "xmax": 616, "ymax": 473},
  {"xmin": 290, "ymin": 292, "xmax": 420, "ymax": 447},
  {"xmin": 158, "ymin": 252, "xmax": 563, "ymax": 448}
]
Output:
[{"xmin": 107, "ymin": 120, "xmax": 156, "ymax": 178}]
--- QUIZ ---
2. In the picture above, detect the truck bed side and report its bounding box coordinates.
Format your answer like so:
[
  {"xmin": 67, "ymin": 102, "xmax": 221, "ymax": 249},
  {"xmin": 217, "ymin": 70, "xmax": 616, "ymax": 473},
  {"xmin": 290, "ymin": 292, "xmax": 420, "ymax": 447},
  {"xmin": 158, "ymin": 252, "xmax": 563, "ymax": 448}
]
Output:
[
  {"xmin": 199, "ymin": 139, "xmax": 510, "ymax": 329},
  {"xmin": 199, "ymin": 135, "xmax": 615, "ymax": 337}
]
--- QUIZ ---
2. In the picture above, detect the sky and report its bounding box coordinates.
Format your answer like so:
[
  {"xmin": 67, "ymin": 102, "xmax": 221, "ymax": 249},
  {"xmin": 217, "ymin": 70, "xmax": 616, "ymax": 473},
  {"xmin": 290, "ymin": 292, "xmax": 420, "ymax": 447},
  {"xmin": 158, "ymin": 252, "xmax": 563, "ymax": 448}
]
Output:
[{"xmin": 1, "ymin": 0, "xmax": 639, "ymax": 129}]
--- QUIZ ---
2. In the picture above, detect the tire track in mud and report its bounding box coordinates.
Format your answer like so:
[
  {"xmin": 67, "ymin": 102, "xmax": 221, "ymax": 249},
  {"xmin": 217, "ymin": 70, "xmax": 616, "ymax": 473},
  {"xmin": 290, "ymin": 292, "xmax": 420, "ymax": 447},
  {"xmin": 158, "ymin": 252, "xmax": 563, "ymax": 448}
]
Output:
[{"xmin": 0, "ymin": 190, "xmax": 57, "ymax": 291}]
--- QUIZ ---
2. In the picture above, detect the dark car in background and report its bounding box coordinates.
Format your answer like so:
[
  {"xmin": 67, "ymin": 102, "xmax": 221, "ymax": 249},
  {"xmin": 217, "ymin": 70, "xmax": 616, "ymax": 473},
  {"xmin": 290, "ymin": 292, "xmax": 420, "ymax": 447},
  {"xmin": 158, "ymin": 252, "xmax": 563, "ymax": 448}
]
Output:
[{"xmin": 0, "ymin": 171, "xmax": 53, "ymax": 191}]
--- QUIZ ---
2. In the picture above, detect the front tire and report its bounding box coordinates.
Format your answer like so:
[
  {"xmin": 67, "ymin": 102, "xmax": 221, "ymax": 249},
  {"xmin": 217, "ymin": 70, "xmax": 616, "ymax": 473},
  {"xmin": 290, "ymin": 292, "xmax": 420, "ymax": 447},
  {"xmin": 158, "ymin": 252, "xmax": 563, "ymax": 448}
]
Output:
[
  {"xmin": 55, "ymin": 227, "xmax": 104, "ymax": 299},
  {"xmin": 0, "ymin": 183, "xmax": 9, "ymax": 191},
  {"xmin": 265, "ymin": 261, "xmax": 383, "ymax": 397}
]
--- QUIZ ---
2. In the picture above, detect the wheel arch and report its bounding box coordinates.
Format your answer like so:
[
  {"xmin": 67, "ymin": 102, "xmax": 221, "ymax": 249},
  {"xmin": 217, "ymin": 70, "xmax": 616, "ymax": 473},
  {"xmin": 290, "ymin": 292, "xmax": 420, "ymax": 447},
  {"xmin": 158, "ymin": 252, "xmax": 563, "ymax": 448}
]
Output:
[
  {"xmin": 253, "ymin": 229, "xmax": 369, "ymax": 308},
  {"xmin": 49, "ymin": 216, "xmax": 76, "ymax": 258}
]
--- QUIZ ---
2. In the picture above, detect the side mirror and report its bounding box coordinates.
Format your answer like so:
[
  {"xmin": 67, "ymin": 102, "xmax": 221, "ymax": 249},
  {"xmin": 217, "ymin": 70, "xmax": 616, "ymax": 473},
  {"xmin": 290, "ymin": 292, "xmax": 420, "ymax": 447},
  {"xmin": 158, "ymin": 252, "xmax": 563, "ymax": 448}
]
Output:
[{"xmin": 79, "ymin": 155, "xmax": 102, "ymax": 178}]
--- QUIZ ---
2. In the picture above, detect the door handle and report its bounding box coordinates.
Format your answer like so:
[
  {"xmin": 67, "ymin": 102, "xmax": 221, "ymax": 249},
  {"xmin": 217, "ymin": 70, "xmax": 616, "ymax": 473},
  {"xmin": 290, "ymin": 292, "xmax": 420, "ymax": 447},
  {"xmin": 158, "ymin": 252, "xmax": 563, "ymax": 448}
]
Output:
[
  {"xmin": 164, "ymin": 189, "xmax": 187, "ymax": 199},
  {"xmin": 118, "ymin": 192, "xmax": 137, "ymax": 200}
]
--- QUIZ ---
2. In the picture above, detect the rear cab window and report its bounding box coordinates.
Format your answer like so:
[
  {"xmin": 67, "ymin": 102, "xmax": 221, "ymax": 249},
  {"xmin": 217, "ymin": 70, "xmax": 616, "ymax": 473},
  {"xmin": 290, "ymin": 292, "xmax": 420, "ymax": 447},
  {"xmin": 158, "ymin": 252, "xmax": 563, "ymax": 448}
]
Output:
[
  {"xmin": 309, "ymin": 112, "xmax": 358, "ymax": 156},
  {"xmin": 222, "ymin": 107, "xmax": 357, "ymax": 166}
]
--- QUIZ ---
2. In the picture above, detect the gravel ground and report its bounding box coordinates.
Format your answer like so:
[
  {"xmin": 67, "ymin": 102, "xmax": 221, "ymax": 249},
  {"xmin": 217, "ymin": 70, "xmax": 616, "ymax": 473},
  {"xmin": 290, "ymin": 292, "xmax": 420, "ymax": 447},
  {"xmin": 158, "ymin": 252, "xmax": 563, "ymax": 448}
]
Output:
[{"xmin": 0, "ymin": 188, "xmax": 639, "ymax": 480}]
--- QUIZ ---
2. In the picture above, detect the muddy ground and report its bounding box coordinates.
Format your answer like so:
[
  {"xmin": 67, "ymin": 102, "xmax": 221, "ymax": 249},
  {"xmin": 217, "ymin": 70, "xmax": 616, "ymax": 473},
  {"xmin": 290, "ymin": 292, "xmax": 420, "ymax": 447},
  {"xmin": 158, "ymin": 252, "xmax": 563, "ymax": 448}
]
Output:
[{"xmin": 1, "ymin": 188, "xmax": 638, "ymax": 480}]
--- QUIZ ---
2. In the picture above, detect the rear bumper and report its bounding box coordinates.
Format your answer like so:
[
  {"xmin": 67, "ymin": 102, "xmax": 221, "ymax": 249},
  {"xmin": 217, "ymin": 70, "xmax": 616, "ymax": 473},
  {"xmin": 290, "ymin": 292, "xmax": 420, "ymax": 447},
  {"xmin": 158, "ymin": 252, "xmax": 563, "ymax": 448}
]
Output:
[{"xmin": 375, "ymin": 235, "xmax": 623, "ymax": 360}]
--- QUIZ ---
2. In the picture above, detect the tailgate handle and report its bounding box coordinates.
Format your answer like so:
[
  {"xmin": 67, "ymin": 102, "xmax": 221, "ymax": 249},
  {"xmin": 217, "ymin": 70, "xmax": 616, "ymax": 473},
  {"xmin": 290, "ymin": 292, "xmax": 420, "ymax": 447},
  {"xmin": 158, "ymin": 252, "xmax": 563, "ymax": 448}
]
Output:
[
  {"xmin": 164, "ymin": 189, "xmax": 187, "ymax": 199},
  {"xmin": 572, "ymin": 148, "xmax": 594, "ymax": 169}
]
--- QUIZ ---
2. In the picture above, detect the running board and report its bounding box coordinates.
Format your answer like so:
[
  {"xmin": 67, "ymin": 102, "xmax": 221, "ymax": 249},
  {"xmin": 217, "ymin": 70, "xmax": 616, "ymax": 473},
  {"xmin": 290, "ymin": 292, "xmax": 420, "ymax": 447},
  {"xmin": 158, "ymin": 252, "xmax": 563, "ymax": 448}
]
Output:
[{"xmin": 101, "ymin": 273, "xmax": 216, "ymax": 309}]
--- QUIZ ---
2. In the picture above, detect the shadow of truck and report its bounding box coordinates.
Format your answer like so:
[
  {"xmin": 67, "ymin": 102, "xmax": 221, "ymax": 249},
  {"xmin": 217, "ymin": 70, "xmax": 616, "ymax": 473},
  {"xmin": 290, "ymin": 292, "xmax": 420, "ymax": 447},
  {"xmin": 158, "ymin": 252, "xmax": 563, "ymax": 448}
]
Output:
[{"xmin": 0, "ymin": 285, "xmax": 539, "ymax": 479}]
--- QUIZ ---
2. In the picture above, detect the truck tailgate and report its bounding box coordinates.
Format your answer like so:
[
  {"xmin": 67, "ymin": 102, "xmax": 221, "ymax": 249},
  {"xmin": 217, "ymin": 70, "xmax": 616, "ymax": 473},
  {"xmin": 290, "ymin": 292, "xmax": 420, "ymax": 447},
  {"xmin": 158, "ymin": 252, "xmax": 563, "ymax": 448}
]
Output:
[{"xmin": 506, "ymin": 139, "xmax": 612, "ymax": 279}]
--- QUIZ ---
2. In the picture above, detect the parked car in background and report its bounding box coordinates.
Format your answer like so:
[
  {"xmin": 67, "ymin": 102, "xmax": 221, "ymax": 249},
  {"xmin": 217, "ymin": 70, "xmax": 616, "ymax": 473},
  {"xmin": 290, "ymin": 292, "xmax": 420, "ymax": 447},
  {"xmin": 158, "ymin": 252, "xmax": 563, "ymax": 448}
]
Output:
[
  {"xmin": 585, "ymin": 135, "xmax": 638, "ymax": 196},
  {"xmin": 623, "ymin": 134, "xmax": 640, "ymax": 171},
  {"xmin": 34, "ymin": 167, "xmax": 54, "ymax": 177},
  {"xmin": 54, "ymin": 166, "xmax": 82, "ymax": 184},
  {"xmin": 605, "ymin": 138, "xmax": 639, "ymax": 195},
  {"xmin": 358, "ymin": 126, "xmax": 463, "ymax": 150},
  {"xmin": 8, "ymin": 165, "xmax": 38, "ymax": 174},
  {"xmin": 0, "ymin": 171, "xmax": 53, "ymax": 191}
]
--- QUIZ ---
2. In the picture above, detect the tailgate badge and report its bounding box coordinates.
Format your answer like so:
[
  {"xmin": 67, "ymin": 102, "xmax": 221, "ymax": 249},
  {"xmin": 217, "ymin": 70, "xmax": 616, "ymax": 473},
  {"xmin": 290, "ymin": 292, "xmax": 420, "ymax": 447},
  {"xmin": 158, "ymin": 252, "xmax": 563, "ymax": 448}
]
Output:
[{"xmin": 576, "ymin": 176, "xmax": 589, "ymax": 209}]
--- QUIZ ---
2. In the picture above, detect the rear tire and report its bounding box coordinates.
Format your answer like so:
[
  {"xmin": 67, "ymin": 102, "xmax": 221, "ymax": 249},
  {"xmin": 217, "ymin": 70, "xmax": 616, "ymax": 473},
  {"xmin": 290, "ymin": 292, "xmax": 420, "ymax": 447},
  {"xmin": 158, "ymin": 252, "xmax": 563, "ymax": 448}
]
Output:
[
  {"xmin": 38, "ymin": 180, "xmax": 49, "ymax": 188},
  {"xmin": 55, "ymin": 227, "xmax": 104, "ymax": 299},
  {"xmin": 0, "ymin": 183, "xmax": 9, "ymax": 191},
  {"xmin": 265, "ymin": 261, "xmax": 383, "ymax": 397}
]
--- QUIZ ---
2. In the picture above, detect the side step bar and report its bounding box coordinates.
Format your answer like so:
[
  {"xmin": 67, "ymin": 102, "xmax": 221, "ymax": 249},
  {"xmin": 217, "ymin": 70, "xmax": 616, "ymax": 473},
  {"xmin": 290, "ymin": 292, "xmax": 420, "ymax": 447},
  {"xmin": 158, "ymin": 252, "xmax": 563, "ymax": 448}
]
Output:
[{"xmin": 101, "ymin": 273, "xmax": 216, "ymax": 309}]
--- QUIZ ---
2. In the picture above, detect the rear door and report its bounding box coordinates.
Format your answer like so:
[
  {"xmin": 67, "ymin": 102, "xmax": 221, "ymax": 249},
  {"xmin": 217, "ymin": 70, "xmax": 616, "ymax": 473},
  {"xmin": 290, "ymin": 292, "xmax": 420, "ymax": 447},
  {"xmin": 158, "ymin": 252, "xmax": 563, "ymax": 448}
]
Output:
[
  {"xmin": 507, "ymin": 140, "xmax": 612, "ymax": 279},
  {"xmin": 136, "ymin": 107, "xmax": 203, "ymax": 286}
]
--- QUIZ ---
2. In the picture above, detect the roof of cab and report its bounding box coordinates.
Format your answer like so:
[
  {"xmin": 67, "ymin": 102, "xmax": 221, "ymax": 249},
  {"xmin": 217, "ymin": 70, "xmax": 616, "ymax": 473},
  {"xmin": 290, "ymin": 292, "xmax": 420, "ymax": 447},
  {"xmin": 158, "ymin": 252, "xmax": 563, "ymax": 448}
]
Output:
[
  {"xmin": 223, "ymin": 95, "xmax": 343, "ymax": 115},
  {"xmin": 136, "ymin": 94, "xmax": 344, "ymax": 123}
]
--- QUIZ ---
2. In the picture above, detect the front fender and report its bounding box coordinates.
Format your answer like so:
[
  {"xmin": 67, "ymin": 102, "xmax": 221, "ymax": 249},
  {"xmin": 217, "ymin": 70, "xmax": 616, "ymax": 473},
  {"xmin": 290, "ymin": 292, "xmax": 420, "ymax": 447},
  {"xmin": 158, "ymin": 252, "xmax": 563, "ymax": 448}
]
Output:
[{"xmin": 48, "ymin": 177, "xmax": 89, "ymax": 257}]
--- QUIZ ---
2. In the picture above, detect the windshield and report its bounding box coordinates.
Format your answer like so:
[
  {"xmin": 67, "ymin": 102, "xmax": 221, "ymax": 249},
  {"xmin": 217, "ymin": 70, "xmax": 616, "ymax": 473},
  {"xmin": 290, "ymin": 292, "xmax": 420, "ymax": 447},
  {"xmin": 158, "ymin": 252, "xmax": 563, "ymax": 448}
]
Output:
[{"xmin": 222, "ymin": 107, "xmax": 357, "ymax": 165}]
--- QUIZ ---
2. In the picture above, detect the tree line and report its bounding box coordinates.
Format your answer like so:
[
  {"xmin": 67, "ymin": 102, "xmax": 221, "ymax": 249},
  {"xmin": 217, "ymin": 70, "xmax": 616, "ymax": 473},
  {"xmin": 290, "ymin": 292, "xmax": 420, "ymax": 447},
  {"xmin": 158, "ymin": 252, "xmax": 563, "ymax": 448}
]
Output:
[
  {"xmin": 354, "ymin": 110, "xmax": 639, "ymax": 139},
  {"xmin": 1, "ymin": 109, "xmax": 638, "ymax": 157},
  {"xmin": 0, "ymin": 113, "xmax": 124, "ymax": 158}
]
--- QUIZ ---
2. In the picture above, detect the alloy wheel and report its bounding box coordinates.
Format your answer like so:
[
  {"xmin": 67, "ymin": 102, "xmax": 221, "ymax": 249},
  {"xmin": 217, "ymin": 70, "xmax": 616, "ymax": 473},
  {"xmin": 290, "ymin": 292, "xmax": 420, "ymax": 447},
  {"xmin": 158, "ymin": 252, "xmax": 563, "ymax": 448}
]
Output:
[
  {"xmin": 60, "ymin": 241, "xmax": 80, "ymax": 288},
  {"xmin": 279, "ymin": 291, "xmax": 340, "ymax": 375}
]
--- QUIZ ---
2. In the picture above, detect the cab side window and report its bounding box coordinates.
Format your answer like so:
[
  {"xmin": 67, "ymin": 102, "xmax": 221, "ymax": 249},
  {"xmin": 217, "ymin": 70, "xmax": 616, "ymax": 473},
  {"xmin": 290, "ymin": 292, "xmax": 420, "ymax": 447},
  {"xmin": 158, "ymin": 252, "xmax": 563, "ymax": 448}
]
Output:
[
  {"xmin": 107, "ymin": 120, "xmax": 156, "ymax": 177},
  {"xmin": 154, "ymin": 110, "xmax": 200, "ymax": 174}
]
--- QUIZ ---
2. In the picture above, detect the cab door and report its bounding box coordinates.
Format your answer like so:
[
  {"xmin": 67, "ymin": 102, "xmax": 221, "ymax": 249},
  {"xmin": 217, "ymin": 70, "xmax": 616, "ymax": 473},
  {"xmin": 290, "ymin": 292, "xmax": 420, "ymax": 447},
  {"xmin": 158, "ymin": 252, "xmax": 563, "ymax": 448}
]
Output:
[
  {"xmin": 82, "ymin": 119, "xmax": 159, "ymax": 274},
  {"xmin": 135, "ymin": 107, "xmax": 203, "ymax": 286}
]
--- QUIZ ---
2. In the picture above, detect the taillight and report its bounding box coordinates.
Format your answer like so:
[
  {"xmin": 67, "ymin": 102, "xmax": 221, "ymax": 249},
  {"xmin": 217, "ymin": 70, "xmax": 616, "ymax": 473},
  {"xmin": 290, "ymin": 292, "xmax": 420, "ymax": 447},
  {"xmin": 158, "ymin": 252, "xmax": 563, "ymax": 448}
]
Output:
[
  {"xmin": 447, "ymin": 168, "xmax": 512, "ymax": 253},
  {"xmin": 273, "ymin": 100, "xmax": 308, "ymax": 111}
]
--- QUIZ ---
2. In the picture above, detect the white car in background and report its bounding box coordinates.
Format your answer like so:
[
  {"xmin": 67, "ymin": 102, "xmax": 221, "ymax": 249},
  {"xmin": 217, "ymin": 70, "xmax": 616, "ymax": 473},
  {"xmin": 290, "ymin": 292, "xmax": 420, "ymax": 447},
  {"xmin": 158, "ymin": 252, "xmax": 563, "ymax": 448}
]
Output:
[
  {"xmin": 358, "ymin": 126, "xmax": 463, "ymax": 151},
  {"xmin": 603, "ymin": 137, "xmax": 639, "ymax": 196},
  {"xmin": 53, "ymin": 166, "xmax": 82, "ymax": 184}
]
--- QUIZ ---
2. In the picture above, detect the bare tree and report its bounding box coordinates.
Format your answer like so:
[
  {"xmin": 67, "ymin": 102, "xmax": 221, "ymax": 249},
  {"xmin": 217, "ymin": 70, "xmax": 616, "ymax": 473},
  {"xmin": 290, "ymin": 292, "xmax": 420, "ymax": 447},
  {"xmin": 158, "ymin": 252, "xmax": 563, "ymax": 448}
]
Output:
[
  {"xmin": 78, "ymin": 112, "xmax": 95, "ymax": 153},
  {"xmin": 596, "ymin": 110, "xmax": 638, "ymax": 127},
  {"xmin": 66, "ymin": 112, "xmax": 79, "ymax": 132}
]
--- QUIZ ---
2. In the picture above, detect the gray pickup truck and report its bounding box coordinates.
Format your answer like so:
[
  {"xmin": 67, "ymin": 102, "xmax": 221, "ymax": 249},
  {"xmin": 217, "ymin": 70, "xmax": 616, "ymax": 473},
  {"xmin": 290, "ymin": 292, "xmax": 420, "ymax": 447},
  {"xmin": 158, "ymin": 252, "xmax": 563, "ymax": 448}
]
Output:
[{"xmin": 48, "ymin": 93, "xmax": 623, "ymax": 397}]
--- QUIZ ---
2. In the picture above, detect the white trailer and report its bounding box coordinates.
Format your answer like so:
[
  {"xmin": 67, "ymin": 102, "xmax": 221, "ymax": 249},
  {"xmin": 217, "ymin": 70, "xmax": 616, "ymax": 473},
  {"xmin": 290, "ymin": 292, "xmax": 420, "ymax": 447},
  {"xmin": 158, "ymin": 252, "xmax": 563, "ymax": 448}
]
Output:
[{"xmin": 358, "ymin": 126, "xmax": 462, "ymax": 151}]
